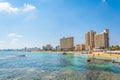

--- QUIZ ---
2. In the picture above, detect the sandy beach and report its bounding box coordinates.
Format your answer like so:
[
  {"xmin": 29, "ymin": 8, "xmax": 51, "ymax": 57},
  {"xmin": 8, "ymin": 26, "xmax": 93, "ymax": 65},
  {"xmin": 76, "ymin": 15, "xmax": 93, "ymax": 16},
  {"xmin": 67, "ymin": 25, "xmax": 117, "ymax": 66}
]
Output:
[
  {"xmin": 32, "ymin": 51, "xmax": 120, "ymax": 60},
  {"xmin": 87, "ymin": 52, "xmax": 120, "ymax": 59},
  {"xmin": 65, "ymin": 51, "xmax": 120, "ymax": 59}
]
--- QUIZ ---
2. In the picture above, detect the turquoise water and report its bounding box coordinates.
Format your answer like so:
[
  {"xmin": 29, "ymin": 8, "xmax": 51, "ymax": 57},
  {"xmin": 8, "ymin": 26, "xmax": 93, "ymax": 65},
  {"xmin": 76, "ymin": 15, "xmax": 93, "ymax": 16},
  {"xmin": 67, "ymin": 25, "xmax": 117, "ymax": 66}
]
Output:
[{"xmin": 0, "ymin": 51, "xmax": 120, "ymax": 80}]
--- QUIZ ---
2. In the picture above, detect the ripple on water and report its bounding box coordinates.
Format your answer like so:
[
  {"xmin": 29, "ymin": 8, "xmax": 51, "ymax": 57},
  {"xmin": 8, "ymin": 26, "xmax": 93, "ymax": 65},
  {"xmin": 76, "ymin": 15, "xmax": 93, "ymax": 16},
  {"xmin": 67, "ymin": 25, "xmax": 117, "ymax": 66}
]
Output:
[
  {"xmin": 0, "ymin": 68, "xmax": 120, "ymax": 80},
  {"xmin": 0, "ymin": 52, "xmax": 120, "ymax": 80}
]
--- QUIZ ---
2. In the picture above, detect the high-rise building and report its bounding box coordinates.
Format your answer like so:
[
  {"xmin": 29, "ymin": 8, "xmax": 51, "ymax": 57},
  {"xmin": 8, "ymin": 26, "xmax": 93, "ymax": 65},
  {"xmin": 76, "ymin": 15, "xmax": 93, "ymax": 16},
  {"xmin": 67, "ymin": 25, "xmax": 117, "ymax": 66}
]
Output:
[
  {"xmin": 85, "ymin": 30, "xmax": 96, "ymax": 50},
  {"xmin": 95, "ymin": 29, "xmax": 109, "ymax": 49},
  {"xmin": 60, "ymin": 37, "xmax": 74, "ymax": 51}
]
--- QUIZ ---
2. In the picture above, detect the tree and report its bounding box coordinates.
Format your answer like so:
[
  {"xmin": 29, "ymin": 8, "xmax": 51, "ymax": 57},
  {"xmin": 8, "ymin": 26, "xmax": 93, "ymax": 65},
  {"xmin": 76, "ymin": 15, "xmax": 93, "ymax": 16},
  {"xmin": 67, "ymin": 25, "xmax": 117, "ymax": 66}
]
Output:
[
  {"xmin": 99, "ymin": 46, "xmax": 105, "ymax": 49},
  {"xmin": 108, "ymin": 45, "xmax": 120, "ymax": 50}
]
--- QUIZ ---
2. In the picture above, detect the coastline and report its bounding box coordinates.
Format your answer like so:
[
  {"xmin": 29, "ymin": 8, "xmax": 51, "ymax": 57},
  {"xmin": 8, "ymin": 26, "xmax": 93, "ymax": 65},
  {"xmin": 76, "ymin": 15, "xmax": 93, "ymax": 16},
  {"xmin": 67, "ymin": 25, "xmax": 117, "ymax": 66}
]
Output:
[
  {"xmin": 31, "ymin": 51, "xmax": 120, "ymax": 60},
  {"xmin": 31, "ymin": 51, "xmax": 82, "ymax": 54},
  {"xmin": 87, "ymin": 52, "xmax": 120, "ymax": 59}
]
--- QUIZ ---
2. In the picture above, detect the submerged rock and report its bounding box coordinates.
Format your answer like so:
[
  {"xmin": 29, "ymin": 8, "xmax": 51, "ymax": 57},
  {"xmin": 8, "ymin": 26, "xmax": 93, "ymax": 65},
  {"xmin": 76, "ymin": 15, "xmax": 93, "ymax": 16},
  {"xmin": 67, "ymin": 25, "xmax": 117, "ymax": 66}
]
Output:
[
  {"xmin": 87, "ymin": 58, "xmax": 112, "ymax": 64},
  {"xmin": 112, "ymin": 60, "xmax": 120, "ymax": 65},
  {"xmin": 87, "ymin": 59, "xmax": 91, "ymax": 62},
  {"xmin": 63, "ymin": 53, "xmax": 67, "ymax": 55},
  {"xmin": 7, "ymin": 54, "xmax": 26, "ymax": 58},
  {"xmin": 17, "ymin": 55, "xmax": 26, "ymax": 57}
]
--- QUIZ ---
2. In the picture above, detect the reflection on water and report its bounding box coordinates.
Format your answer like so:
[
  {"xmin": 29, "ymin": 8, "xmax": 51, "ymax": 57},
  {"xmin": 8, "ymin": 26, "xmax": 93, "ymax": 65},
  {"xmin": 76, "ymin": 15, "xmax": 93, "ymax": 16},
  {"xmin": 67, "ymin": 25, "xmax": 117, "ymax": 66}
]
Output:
[{"xmin": 0, "ymin": 51, "xmax": 120, "ymax": 80}]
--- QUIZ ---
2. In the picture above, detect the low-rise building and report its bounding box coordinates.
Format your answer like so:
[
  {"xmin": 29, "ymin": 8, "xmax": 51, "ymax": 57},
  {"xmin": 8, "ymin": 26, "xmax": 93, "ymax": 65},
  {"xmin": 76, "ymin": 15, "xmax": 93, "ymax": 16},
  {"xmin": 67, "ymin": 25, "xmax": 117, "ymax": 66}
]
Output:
[
  {"xmin": 75, "ymin": 44, "xmax": 85, "ymax": 51},
  {"xmin": 27, "ymin": 47, "xmax": 41, "ymax": 52},
  {"xmin": 42, "ymin": 44, "xmax": 53, "ymax": 51},
  {"xmin": 56, "ymin": 46, "xmax": 61, "ymax": 51}
]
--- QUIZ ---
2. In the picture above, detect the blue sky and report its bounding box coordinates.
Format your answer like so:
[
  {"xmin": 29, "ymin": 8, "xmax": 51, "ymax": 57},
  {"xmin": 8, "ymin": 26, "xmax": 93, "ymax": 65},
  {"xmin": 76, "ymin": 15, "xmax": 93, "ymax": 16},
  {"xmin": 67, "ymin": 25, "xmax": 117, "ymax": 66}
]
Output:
[{"xmin": 0, "ymin": 0, "xmax": 120, "ymax": 49}]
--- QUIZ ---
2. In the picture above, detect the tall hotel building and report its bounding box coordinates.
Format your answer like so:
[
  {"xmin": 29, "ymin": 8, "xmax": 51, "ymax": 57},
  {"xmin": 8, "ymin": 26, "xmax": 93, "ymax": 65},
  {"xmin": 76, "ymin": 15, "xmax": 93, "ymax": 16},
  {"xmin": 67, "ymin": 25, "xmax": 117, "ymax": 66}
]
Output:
[
  {"xmin": 95, "ymin": 29, "xmax": 109, "ymax": 49},
  {"xmin": 60, "ymin": 37, "xmax": 74, "ymax": 51},
  {"xmin": 85, "ymin": 30, "xmax": 96, "ymax": 50}
]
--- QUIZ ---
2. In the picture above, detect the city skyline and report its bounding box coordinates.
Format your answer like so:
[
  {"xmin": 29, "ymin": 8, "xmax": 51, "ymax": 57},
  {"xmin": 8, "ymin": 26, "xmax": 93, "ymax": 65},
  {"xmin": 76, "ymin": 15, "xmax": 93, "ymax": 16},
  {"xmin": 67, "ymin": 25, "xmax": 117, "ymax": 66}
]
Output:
[{"xmin": 0, "ymin": 0, "xmax": 120, "ymax": 49}]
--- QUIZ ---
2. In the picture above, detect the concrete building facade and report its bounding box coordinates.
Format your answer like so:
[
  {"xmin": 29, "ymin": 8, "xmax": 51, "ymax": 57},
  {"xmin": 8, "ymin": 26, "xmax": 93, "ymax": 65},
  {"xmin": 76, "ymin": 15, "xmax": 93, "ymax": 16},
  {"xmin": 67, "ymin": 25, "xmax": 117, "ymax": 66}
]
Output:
[
  {"xmin": 75, "ymin": 44, "xmax": 85, "ymax": 51},
  {"xmin": 85, "ymin": 30, "xmax": 96, "ymax": 50},
  {"xmin": 60, "ymin": 37, "xmax": 74, "ymax": 51},
  {"xmin": 95, "ymin": 29, "xmax": 109, "ymax": 49}
]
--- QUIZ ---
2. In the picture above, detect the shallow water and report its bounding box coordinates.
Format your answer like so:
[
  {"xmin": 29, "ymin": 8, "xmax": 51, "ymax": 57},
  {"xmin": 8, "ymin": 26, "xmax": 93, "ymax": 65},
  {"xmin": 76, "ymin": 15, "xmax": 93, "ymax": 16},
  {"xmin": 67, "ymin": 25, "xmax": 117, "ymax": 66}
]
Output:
[{"xmin": 0, "ymin": 51, "xmax": 120, "ymax": 80}]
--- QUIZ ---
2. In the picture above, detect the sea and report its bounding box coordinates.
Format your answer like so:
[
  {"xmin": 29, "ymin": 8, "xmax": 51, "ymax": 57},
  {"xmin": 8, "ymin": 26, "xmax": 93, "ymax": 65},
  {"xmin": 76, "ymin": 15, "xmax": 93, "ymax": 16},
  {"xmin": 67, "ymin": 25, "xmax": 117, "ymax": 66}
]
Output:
[{"xmin": 0, "ymin": 51, "xmax": 120, "ymax": 80}]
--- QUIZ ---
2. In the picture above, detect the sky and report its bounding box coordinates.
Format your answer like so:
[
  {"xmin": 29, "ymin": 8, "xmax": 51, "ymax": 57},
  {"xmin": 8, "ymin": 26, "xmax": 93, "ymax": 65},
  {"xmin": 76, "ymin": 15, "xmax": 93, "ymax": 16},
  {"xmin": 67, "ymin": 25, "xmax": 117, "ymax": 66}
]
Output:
[{"xmin": 0, "ymin": 0, "xmax": 120, "ymax": 49}]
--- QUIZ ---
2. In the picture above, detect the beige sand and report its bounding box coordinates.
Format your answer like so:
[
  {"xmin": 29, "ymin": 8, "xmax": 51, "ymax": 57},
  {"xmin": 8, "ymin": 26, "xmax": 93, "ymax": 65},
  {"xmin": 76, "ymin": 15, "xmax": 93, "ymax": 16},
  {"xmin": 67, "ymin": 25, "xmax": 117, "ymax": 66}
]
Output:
[
  {"xmin": 31, "ymin": 51, "xmax": 120, "ymax": 59},
  {"xmin": 87, "ymin": 52, "xmax": 120, "ymax": 58}
]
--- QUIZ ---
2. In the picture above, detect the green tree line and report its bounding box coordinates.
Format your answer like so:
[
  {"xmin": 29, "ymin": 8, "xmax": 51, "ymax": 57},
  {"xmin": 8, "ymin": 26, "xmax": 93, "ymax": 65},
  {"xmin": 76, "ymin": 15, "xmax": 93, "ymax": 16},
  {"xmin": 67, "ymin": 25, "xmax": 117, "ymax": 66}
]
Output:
[{"xmin": 108, "ymin": 45, "xmax": 120, "ymax": 50}]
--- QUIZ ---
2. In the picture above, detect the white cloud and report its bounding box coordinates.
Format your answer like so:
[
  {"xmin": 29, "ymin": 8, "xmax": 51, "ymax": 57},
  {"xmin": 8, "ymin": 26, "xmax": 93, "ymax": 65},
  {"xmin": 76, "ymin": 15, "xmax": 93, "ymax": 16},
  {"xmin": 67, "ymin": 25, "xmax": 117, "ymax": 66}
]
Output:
[
  {"xmin": 0, "ymin": 2, "xmax": 36, "ymax": 13},
  {"xmin": 0, "ymin": 2, "xmax": 18, "ymax": 13},
  {"xmin": 8, "ymin": 33, "xmax": 23, "ymax": 38},
  {"xmin": 23, "ymin": 4, "xmax": 36, "ymax": 12}
]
